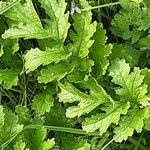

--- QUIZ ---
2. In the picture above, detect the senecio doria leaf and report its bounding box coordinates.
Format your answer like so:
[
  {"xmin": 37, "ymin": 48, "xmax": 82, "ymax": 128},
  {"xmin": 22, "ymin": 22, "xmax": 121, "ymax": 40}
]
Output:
[
  {"xmin": 32, "ymin": 87, "xmax": 54, "ymax": 115},
  {"xmin": 2, "ymin": 0, "xmax": 49, "ymax": 39},
  {"xmin": 114, "ymin": 106, "xmax": 149, "ymax": 142},
  {"xmin": 24, "ymin": 46, "xmax": 71, "ymax": 73},
  {"xmin": 109, "ymin": 59, "xmax": 150, "ymax": 106},
  {"xmin": 83, "ymin": 102, "xmax": 130, "ymax": 135},
  {"xmin": 0, "ymin": 68, "xmax": 20, "ymax": 89},
  {"xmin": 38, "ymin": 61, "xmax": 74, "ymax": 84},
  {"xmin": 108, "ymin": 59, "xmax": 150, "ymax": 142},
  {"xmin": 90, "ymin": 24, "xmax": 112, "ymax": 77},
  {"xmin": 68, "ymin": 0, "xmax": 97, "ymax": 58},
  {"xmin": 58, "ymin": 76, "xmax": 113, "ymax": 118},
  {"xmin": 38, "ymin": 0, "xmax": 70, "ymax": 41},
  {"xmin": 0, "ymin": 106, "xmax": 24, "ymax": 149},
  {"xmin": 2, "ymin": 0, "xmax": 70, "ymax": 41}
]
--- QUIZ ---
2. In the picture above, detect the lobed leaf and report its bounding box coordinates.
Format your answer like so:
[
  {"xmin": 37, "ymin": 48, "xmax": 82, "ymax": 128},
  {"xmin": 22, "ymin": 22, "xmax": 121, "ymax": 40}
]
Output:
[
  {"xmin": 68, "ymin": 0, "xmax": 97, "ymax": 58},
  {"xmin": 83, "ymin": 102, "xmax": 130, "ymax": 135},
  {"xmin": 38, "ymin": 0, "xmax": 70, "ymax": 41},
  {"xmin": 38, "ymin": 61, "xmax": 74, "ymax": 84},
  {"xmin": 2, "ymin": 0, "xmax": 49, "ymax": 39},
  {"xmin": 32, "ymin": 86, "xmax": 54, "ymax": 115},
  {"xmin": 58, "ymin": 76, "xmax": 113, "ymax": 118},
  {"xmin": 114, "ymin": 107, "xmax": 149, "ymax": 142},
  {"xmin": 24, "ymin": 46, "xmax": 71, "ymax": 73},
  {"xmin": 90, "ymin": 24, "xmax": 112, "ymax": 76},
  {"xmin": 109, "ymin": 59, "xmax": 150, "ymax": 106}
]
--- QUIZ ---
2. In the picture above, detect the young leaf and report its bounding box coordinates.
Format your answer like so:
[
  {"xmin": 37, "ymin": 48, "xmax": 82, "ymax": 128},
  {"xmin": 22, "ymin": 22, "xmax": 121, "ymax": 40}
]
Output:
[
  {"xmin": 38, "ymin": 61, "xmax": 74, "ymax": 84},
  {"xmin": 109, "ymin": 44, "xmax": 141, "ymax": 67},
  {"xmin": 24, "ymin": 127, "xmax": 54, "ymax": 150},
  {"xmin": 111, "ymin": 7, "xmax": 142, "ymax": 43},
  {"xmin": 13, "ymin": 139, "xmax": 26, "ymax": 150},
  {"xmin": 114, "ymin": 107, "xmax": 149, "ymax": 142},
  {"xmin": 24, "ymin": 46, "xmax": 71, "ymax": 73},
  {"xmin": 32, "ymin": 86, "xmax": 54, "ymax": 115},
  {"xmin": 90, "ymin": 24, "xmax": 112, "ymax": 77},
  {"xmin": 2, "ymin": 0, "xmax": 49, "ymax": 39},
  {"xmin": 83, "ymin": 102, "xmax": 130, "ymax": 135},
  {"xmin": 67, "ymin": 58, "xmax": 94, "ymax": 83},
  {"xmin": 68, "ymin": 0, "xmax": 97, "ymax": 58},
  {"xmin": 0, "ymin": 108, "xmax": 24, "ymax": 149},
  {"xmin": 0, "ymin": 39, "xmax": 19, "ymax": 57},
  {"xmin": 15, "ymin": 106, "xmax": 31, "ymax": 125},
  {"xmin": 61, "ymin": 134, "xmax": 91, "ymax": 150},
  {"xmin": 109, "ymin": 59, "xmax": 150, "ymax": 106},
  {"xmin": 38, "ymin": 0, "xmax": 70, "ymax": 41},
  {"xmin": 0, "ymin": 68, "xmax": 21, "ymax": 89},
  {"xmin": 43, "ymin": 138, "xmax": 55, "ymax": 150},
  {"xmin": 58, "ymin": 76, "xmax": 113, "ymax": 118}
]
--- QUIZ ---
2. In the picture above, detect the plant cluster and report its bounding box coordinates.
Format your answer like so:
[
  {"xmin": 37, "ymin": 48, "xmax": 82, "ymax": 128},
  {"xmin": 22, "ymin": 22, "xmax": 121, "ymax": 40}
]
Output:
[{"xmin": 0, "ymin": 0, "xmax": 150, "ymax": 149}]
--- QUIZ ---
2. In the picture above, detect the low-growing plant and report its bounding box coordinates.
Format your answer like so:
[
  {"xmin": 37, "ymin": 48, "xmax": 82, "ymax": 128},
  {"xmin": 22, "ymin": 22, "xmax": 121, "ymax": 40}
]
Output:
[{"xmin": 0, "ymin": 0, "xmax": 150, "ymax": 149}]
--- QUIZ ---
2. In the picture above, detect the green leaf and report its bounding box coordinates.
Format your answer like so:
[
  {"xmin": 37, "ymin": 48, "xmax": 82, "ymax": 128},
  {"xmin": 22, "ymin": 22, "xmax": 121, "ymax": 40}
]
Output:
[
  {"xmin": 110, "ymin": 44, "xmax": 141, "ymax": 67},
  {"xmin": 142, "ymin": 68, "xmax": 150, "ymax": 93},
  {"xmin": 111, "ymin": 7, "xmax": 143, "ymax": 43},
  {"xmin": 90, "ymin": 24, "xmax": 112, "ymax": 76},
  {"xmin": 0, "ymin": 68, "xmax": 21, "ymax": 89},
  {"xmin": 1, "ymin": 39, "xmax": 19, "ymax": 55},
  {"xmin": 114, "ymin": 107, "xmax": 149, "ymax": 142},
  {"xmin": 15, "ymin": 106, "xmax": 31, "ymax": 125},
  {"xmin": 38, "ymin": 0, "xmax": 70, "ymax": 41},
  {"xmin": 13, "ymin": 139, "xmax": 26, "ymax": 150},
  {"xmin": 43, "ymin": 138, "xmax": 55, "ymax": 150},
  {"xmin": 68, "ymin": 0, "xmax": 97, "ymax": 58},
  {"xmin": 38, "ymin": 61, "xmax": 74, "ymax": 84},
  {"xmin": 119, "ymin": 0, "xmax": 143, "ymax": 9},
  {"xmin": 2, "ymin": 0, "xmax": 49, "ymax": 39},
  {"xmin": 32, "ymin": 86, "xmax": 54, "ymax": 115},
  {"xmin": 144, "ymin": 117, "xmax": 150, "ymax": 130},
  {"xmin": 61, "ymin": 134, "xmax": 91, "ymax": 150},
  {"xmin": 83, "ymin": 102, "xmax": 130, "ymax": 135},
  {"xmin": 24, "ymin": 46, "xmax": 71, "ymax": 73},
  {"xmin": 109, "ymin": 59, "xmax": 150, "ymax": 106},
  {"xmin": 44, "ymin": 101, "xmax": 72, "ymax": 127},
  {"xmin": 67, "ymin": 58, "xmax": 94, "ymax": 83},
  {"xmin": 58, "ymin": 76, "xmax": 113, "ymax": 118},
  {"xmin": 0, "ymin": 108, "xmax": 24, "ymax": 149},
  {"xmin": 24, "ymin": 127, "xmax": 53, "ymax": 150}
]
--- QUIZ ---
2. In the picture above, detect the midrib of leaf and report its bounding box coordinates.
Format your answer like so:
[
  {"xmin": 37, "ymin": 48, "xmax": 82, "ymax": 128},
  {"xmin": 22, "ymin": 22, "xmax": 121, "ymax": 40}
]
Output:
[
  {"xmin": 118, "ymin": 69, "xmax": 133, "ymax": 99},
  {"xmin": 84, "ymin": 102, "xmax": 128, "ymax": 125},
  {"xmin": 114, "ymin": 107, "xmax": 140, "ymax": 138},
  {"xmin": 101, "ymin": 108, "xmax": 141, "ymax": 150},
  {"xmin": 67, "ymin": 95, "xmax": 104, "ymax": 115},
  {"xmin": 77, "ymin": 19, "xmax": 86, "ymax": 55},
  {"xmin": 131, "ymin": 72, "xmax": 136, "ymax": 100},
  {"xmin": 48, "ymin": 4, "xmax": 59, "ymax": 39}
]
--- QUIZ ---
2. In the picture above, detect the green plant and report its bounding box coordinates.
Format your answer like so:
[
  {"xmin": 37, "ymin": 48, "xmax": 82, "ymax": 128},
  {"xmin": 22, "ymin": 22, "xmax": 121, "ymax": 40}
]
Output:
[{"xmin": 0, "ymin": 0, "xmax": 150, "ymax": 149}]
